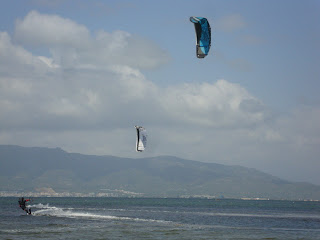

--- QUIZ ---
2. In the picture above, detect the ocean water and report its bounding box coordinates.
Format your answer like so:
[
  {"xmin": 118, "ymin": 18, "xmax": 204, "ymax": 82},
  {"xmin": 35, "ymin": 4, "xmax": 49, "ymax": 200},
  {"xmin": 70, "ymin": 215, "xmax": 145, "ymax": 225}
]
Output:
[{"xmin": 1, "ymin": 197, "xmax": 320, "ymax": 239}]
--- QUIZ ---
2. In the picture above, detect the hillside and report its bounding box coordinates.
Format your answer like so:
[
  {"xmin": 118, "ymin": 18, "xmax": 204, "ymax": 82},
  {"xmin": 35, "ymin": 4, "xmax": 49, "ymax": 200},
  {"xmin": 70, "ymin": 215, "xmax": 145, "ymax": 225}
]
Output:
[{"xmin": 1, "ymin": 145, "xmax": 320, "ymax": 200}]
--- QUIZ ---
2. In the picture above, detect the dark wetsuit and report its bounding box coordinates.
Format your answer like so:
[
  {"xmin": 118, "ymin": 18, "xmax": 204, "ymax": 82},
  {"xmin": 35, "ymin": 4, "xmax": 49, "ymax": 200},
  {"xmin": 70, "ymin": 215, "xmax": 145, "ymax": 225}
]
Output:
[{"xmin": 18, "ymin": 198, "xmax": 31, "ymax": 214}]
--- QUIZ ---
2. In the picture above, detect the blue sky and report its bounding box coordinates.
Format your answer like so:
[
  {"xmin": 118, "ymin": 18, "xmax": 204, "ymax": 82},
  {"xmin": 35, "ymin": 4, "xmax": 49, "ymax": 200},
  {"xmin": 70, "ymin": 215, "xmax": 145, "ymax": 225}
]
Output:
[{"xmin": 0, "ymin": 0, "xmax": 319, "ymax": 185}]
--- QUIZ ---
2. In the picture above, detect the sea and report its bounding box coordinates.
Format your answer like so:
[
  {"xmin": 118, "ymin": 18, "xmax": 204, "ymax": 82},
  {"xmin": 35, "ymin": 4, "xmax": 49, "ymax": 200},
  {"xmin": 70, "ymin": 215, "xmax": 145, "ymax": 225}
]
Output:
[{"xmin": 1, "ymin": 197, "xmax": 320, "ymax": 239}]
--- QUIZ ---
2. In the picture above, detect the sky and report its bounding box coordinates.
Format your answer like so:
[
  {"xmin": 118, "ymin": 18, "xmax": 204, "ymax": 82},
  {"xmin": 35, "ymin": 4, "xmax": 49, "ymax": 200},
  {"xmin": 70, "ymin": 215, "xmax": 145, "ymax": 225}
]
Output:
[{"xmin": 0, "ymin": 0, "xmax": 319, "ymax": 185}]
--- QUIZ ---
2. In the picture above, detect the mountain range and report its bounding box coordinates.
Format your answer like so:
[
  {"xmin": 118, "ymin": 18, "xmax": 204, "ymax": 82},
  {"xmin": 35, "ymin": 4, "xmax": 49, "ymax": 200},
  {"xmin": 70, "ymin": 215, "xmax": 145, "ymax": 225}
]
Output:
[{"xmin": 1, "ymin": 145, "xmax": 320, "ymax": 200}]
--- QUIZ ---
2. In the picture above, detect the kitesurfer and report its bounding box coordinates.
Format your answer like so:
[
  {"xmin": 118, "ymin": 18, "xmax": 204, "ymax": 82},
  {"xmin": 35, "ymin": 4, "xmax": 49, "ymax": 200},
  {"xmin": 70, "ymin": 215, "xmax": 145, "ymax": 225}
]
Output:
[{"xmin": 18, "ymin": 197, "xmax": 31, "ymax": 214}]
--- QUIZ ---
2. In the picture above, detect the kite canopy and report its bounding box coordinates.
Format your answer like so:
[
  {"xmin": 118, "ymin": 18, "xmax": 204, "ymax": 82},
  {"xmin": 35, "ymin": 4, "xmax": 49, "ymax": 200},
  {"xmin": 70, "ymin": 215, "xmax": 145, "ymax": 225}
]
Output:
[
  {"xmin": 135, "ymin": 126, "xmax": 147, "ymax": 152},
  {"xmin": 190, "ymin": 17, "xmax": 211, "ymax": 58}
]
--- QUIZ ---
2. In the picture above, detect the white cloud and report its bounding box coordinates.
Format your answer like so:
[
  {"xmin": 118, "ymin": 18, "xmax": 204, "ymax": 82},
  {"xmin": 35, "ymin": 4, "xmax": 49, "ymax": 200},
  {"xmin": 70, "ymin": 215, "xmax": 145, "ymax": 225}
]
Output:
[
  {"xmin": 38, "ymin": 56, "xmax": 60, "ymax": 68},
  {"xmin": 14, "ymin": 11, "xmax": 170, "ymax": 70},
  {"xmin": 216, "ymin": 14, "xmax": 246, "ymax": 32},
  {"xmin": 276, "ymin": 105, "xmax": 320, "ymax": 148},
  {"xmin": 161, "ymin": 80, "xmax": 265, "ymax": 127},
  {"xmin": 0, "ymin": 32, "xmax": 51, "ymax": 77},
  {"xmin": 15, "ymin": 10, "xmax": 91, "ymax": 48}
]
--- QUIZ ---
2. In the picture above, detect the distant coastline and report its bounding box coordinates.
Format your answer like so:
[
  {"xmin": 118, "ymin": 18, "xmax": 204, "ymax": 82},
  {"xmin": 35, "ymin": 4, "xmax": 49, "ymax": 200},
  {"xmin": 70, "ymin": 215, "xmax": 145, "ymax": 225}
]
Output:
[{"xmin": 1, "ymin": 191, "xmax": 319, "ymax": 202}]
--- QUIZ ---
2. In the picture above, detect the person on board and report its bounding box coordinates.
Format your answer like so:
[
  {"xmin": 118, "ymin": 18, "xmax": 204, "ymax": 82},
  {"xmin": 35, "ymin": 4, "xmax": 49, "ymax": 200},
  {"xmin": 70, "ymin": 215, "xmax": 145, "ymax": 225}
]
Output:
[{"xmin": 18, "ymin": 197, "xmax": 32, "ymax": 214}]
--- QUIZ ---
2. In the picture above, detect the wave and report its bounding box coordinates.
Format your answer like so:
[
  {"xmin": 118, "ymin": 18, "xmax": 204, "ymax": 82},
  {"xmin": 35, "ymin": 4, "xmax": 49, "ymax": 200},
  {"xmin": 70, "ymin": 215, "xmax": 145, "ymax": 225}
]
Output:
[
  {"xmin": 196, "ymin": 212, "xmax": 320, "ymax": 220},
  {"xmin": 31, "ymin": 203, "xmax": 171, "ymax": 224},
  {"xmin": 102, "ymin": 208, "xmax": 320, "ymax": 220},
  {"xmin": 28, "ymin": 203, "xmax": 59, "ymax": 209}
]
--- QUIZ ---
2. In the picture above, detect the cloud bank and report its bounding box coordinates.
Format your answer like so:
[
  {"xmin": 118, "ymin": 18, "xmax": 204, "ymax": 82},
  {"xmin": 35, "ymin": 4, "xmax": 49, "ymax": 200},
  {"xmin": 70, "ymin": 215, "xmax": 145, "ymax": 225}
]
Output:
[{"xmin": 1, "ymin": 11, "xmax": 319, "ymax": 185}]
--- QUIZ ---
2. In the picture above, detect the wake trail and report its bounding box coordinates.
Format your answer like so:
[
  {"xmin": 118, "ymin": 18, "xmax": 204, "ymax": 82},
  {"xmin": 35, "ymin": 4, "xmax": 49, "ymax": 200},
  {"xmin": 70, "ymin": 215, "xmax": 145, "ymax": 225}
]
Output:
[{"xmin": 30, "ymin": 203, "xmax": 171, "ymax": 224}]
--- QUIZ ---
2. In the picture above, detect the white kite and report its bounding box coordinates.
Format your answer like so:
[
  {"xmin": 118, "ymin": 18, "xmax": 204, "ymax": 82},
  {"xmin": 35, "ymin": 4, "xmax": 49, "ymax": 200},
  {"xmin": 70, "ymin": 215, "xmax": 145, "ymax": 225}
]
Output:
[{"xmin": 135, "ymin": 126, "xmax": 147, "ymax": 152}]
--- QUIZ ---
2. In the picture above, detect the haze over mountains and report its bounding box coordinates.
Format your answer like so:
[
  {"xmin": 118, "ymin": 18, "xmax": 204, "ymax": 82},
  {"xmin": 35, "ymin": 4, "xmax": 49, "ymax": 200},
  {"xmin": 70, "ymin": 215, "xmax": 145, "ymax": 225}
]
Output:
[{"xmin": 1, "ymin": 145, "xmax": 320, "ymax": 200}]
